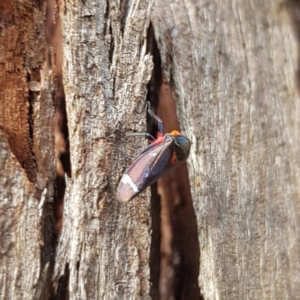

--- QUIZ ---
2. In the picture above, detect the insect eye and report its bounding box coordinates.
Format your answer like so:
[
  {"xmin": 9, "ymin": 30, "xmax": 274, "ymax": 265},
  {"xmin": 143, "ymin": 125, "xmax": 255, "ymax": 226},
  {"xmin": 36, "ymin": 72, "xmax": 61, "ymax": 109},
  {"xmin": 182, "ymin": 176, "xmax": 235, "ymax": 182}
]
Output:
[
  {"xmin": 174, "ymin": 135, "xmax": 191, "ymax": 160},
  {"xmin": 174, "ymin": 146, "xmax": 185, "ymax": 161}
]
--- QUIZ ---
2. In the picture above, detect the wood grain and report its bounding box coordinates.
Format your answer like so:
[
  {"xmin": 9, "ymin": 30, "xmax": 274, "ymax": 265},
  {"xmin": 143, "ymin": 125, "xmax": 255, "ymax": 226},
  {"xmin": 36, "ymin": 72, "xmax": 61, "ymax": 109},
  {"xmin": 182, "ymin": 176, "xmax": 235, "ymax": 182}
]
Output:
[
  {"xmin": 53, "ymin": 0, "xmax": 154, "ymax": 298},
  {"xmin": 152, "ymin": 0, "xmax": 300, "ymax": 299}
]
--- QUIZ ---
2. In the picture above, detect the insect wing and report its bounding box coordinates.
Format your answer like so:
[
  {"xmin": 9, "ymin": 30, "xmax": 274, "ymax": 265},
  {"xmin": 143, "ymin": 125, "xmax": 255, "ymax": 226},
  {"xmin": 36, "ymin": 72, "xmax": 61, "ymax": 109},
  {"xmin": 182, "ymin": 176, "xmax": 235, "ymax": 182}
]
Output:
[{"xmin": 117, "ymin": 138, "xmax": 174, "ymax": 202}]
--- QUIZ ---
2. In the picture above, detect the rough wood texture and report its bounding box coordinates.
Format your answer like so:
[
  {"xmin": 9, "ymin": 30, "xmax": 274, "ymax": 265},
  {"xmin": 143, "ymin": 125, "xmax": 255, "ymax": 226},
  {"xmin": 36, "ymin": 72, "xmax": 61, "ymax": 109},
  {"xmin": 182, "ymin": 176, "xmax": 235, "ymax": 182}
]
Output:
[
  {"xmin": 53, "ymin": 0, "xmax": 153, "ymax": 298},
  {"xmin": 2, "ymin": 0, "xmax": 300, "ymax": 299},
  {"xmin": 0, "ymin": 0, "xmax": 47, "ymax": 181},
  {"xmin": 0, "ymin": 0, "xmax": 56, "ymax": 298},
  {"xmin": 0, "ymin": 131, "xmax": 40, "ymax": 299},
  {"xmin": 0, "ymin": 70, "xmax": 55, "ymax": 300},
  {"xmin": 152, "ymin": 0, "xmax": 300, "ymax": 299}
]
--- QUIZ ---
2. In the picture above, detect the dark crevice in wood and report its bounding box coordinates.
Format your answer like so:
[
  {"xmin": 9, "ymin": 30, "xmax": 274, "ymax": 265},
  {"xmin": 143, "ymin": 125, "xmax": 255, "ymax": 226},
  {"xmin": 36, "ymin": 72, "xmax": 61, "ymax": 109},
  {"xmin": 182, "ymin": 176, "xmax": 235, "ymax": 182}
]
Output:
[
  {"xmin": 56, "ymin": 73, "xmax": 71, "ymax": 177},
  {"xmin": 170, "ymin": 175, "xmax": 203, "ymax": 300},
  {"xmin": 53, "ymin": 59, "xmax": 70, "ymax": 241},
  {"xmin": 146, "ymin": 24, "xmax": 162, "ymax": 121},
  {"xmin": 54, "ymin": 174, "xmax": 65, "ymax": 239},
  {"xmin": 147, "ymin": 23, "xmax": 203, "ymax": 300},
  {"xmin": 149, "ymin": 183, "xmax": 162, "ymax": 299},
  {"xmin": 105, "ymin": 2, "xmax": 114, "ymax": 64},
  {"xmin": 32, "ymin": 2, "xmax": 57, "ymax": 298},
  {"xmin": 120, "ymin": 0, "xmax": 129, "ymax": 35},
  {"xmin": 24, "ymin": 73, "xmax": 37, "ymax": 183},
  {"xmin": 108, "ymin": 28, "xmax": 114, "ymax": 65},
  {"xmin": 39, "ymin": 202, "xmax": 55, "ymax": 299},
  {"xmin": 46, "ymin": 0, "xmax": 70, "ymax": 244},
  {"xmin": 37, "ymin": 0, "xmax": 45, "ymax": 10},
  {"xmin": 51, "ymin": 263, "xmax": 70, "ymax": 300},
  {"xmin": 147, "ymin": 23, "xmax": 162, "ymax": 299},
  {"xmin": 45, "ymin": 1, "xmax": 69, "ymax": 297},
  {"xmin": 28, "ymin": 90, "xmax": 34, "ymax": 143}
]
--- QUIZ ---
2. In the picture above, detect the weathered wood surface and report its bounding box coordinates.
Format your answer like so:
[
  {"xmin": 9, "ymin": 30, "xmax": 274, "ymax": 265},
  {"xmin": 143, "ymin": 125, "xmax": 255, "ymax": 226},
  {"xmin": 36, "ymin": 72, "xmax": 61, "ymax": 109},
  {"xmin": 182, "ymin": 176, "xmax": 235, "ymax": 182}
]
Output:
[
  {"xmin": 0, "ymin": 0, "xmax": 56, "ymax": 299},
  {"xmin": 152, "ymin": 0, "xmax": 300, "ymax": 299},
  {"xmin": 53, "ymin": 0, "xmax": 153, "ymax": 299},
  {"xmin": 0, "ymin": 131, "xmax": 40, "ymax": 299},
  {"xmin": 1, "ymin": 0, "xmax": 300, "ymax": 299}
]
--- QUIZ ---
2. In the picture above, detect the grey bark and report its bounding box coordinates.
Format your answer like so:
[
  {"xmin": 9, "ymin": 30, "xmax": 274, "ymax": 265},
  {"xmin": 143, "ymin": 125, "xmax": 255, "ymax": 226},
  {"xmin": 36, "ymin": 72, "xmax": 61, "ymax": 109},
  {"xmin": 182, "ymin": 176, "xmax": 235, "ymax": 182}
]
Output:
[
  {"xmin": 152, "ymin": 0, "xmax": 300, "ymax": 299},
  {"xmin": 53, "ymin": 0, "xmax": 153, "ymax": 299},
  {"xmin": 1, "ymin": 0, "xmax": 155, "ymax": 298},
  {"xmin": 1, "ymin": 0, "xmax": 300, "ymax": 299}
]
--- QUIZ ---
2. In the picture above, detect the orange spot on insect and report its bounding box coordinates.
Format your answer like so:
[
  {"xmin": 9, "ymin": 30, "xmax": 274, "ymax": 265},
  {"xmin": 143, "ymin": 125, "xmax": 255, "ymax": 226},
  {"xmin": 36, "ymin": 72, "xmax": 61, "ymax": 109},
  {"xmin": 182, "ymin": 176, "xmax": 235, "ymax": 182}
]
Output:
[
  {"xmin": 195, "ymin": 181, "xmax": 200, "ymax": 187},
  {"xmin": 171, "ymin": 151, "xmax": 177, "ymax": 164},
  {"xmin": 170, "ymin": 130, "xmax": 181, "ymax": 136}
]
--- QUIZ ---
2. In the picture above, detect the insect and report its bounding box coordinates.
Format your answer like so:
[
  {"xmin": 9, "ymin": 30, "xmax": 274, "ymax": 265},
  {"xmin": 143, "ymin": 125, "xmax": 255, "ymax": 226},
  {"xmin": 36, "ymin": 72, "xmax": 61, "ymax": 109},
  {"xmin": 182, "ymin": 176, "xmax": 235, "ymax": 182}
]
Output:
[{"xmin": 117, "ymin": 104, "xmax": 191, "ymax": 202}]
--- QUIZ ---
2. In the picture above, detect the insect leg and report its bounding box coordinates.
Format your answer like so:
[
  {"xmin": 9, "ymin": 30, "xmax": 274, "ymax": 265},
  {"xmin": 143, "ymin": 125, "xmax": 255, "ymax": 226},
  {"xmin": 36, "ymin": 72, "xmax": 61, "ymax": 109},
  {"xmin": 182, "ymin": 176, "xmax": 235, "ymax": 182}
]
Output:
[
  {"xmin": 116, "ymin": 129, "xmax": 155, "ymax": 141},
  {"xmin": 118, "ymin": 149, "xmax": 133, "ymax": 161},
  {"xmin": 115, "ymin": 129, "xmax": 126, "ymax": 136},
  {"xmin": 126, "ymin": 132, "xmax": 155, "ymax": 141},
  {"xmin": 147, "ymin": 101, "xmax": 163, "ymax": 137}
]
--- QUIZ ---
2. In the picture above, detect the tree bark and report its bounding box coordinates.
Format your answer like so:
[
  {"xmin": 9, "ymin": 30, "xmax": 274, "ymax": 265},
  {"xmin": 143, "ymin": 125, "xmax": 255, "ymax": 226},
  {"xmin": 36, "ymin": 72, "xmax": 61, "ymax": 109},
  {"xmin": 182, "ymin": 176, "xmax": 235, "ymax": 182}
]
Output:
[
  {"xmin": 53, "ymin": 0, "xmax": 153, "ymax": 299},
  {"xmin": 1, "ymin": 0, "xmax": 300, "ymax": 299},
  {"xmin": 0, "ymin": 0, "xmax": 56, "ymax": 299},
  {"xmin": 152, "ymin": 0, "xmax": 300, "ymax": 299}
]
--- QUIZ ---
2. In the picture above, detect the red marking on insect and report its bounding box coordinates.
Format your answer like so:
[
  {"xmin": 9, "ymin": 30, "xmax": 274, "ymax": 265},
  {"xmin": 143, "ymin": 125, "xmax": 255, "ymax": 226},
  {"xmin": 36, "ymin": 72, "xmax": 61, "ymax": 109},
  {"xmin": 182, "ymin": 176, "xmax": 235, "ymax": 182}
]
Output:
[
  {"xmin": 152, "ymin": 136, "xmax": 164, "ymax": 145},
  {"xmin": 170, "ymin": 151, "xmax": 177, "ymax": 164},
  {"xmin": 117, "ymin": 104, "xmax": 191, "ymax": 202}
]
